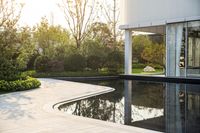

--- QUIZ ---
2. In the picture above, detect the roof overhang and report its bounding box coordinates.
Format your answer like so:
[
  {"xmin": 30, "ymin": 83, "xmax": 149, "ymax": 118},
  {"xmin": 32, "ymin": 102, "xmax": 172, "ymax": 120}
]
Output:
[{"xmin": 119, "ymin": 16, "xmax": 200, "ymax": 35}]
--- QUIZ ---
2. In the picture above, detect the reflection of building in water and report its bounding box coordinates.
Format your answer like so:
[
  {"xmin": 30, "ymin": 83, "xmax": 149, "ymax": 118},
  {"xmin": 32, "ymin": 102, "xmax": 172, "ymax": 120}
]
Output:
[
  {"xmin": 131, "ymin": 83, "xmax": 200, "ymax": 133},
  {"xmin": 124, "ymin": 81, "xmax": 165, "ymax": 132},
  {"xmin": 165, "ymin": 84, "xmax": 200, "ymax": 133},
  {"xmin": 58, "ymin": 80, "xmax": 200, "ymax": 133},
  {"xmin": 124, "ymin": 80, "xmax": 132, "ymax": 124}
]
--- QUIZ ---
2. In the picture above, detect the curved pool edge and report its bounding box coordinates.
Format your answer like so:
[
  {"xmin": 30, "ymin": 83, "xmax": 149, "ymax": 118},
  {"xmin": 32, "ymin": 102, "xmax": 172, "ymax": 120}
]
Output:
[{"xmin": 52, "ymin": 86, "xmax": 115, "ymax": 111}]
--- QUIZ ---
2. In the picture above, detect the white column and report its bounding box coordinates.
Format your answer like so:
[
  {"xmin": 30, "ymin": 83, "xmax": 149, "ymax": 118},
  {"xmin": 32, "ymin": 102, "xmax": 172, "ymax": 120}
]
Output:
[
  {"xmin": 125, "ymin": 30, "xmax": 132, "ymax": 75},
  {"xmin": 166, "ymin": 23, "xmax": 184, "ymax": 77}
]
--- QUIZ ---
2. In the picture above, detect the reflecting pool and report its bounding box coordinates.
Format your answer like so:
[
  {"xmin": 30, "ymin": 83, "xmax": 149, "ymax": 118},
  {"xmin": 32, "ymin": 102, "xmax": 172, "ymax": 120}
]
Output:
[{"xmin": 58, "ymin": 80, "xmax": 200, "ymax": 133}]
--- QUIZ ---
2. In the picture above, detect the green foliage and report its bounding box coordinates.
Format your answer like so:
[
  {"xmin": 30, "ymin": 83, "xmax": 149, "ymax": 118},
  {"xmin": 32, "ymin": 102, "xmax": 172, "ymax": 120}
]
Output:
[
  {"xmin": 33, "ymin": 18, "xmax": 71, "ymax": 59},
  {"xmin": 48, "ymin": 60, "xmax": 64, "ymax": 72},
  {"xmin": 132, "ymin": 35, "xmax": 165, "ymax": 67},
  {"xmin": 34, "ymin": 56, "xmax": 50, "ymax": 72},
  {"xmin": 81, "ymin": 39, "xmax": 110, "ymax": 70},
  {"xmin": 81, "ymin": 39, "xmax": 109, "ymax": 58},
  {"xmin": 0, "ymin": 58, "xmax": 21, "ymax": 81},
  {"xmin": 106, "ymin": 50, "xmax": 124, "ymax": 73},
  {"xmin": 87, "ymin": 22, "xmax": 113, "ymax": 47},
  {"xmin": 64, "ymin": 54, "xmax": 86, "ymax": 71},
  {"xmin": 132, "ymin": 35, "xmax": 152, "ymax": 63},
  {"xmin": 141, "ymin": 43, "xmax": 165, "ymax": 67},
  {"xmin": 132, "ymin": 68, "xmax": 164, "ymax": 74},
  {"xmin": 87, "ymin": 55, "xmax": 103, "ymax": 71},
  {"xmin": 0, "ymin": 22, "xmax": 34, "ymax": 81},
  {"xmin": 34, "ymin": 71, "xmax": 115, "ymax": 78},
  {"xmin": 21, "ymin": 70, "xmax": 37, "ymax": 78},
  {"xmin": 0, "ymin": 77, "xmax": 41, "ymax": 91},
  {"xmin": 132, "ymin": 63, "xmax": 146, "ymax": 68}
]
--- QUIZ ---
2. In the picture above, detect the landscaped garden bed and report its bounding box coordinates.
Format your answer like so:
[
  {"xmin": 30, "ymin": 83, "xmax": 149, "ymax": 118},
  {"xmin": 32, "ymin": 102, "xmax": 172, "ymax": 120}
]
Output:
[{"xmin": 0, "ymin": 76, "xmax": 41, "ymax": 91}]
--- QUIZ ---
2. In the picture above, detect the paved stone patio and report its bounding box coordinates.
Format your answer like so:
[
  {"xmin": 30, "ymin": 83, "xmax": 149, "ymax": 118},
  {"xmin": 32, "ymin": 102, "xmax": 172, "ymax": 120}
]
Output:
[{"xmin": 0, "ymin": 78, "xmax": 160, "ymax": 133}]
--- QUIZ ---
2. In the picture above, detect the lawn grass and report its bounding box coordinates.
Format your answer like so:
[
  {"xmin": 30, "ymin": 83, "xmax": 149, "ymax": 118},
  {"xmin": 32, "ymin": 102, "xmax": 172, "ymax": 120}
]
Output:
[
  {"xmin": 34, "ymin": 68, "xmax": 164, "ymax": 78},
  {"xmin": 132, "ymin": 68, "xmax": 164, "ymax": 75}
]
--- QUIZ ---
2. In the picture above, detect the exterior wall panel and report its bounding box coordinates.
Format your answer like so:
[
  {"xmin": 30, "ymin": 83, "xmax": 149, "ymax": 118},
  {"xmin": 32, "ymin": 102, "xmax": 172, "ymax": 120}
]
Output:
[{"xmin": 120, "ymin": 0, "xmax": 200, "ymax": 29}]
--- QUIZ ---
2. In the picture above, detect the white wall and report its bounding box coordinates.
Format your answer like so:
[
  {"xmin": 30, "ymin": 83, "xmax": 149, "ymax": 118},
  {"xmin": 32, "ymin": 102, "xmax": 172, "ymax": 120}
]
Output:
[{"xmin": 120, "ymin": 0, "xmax": 200, "ymax": 29}]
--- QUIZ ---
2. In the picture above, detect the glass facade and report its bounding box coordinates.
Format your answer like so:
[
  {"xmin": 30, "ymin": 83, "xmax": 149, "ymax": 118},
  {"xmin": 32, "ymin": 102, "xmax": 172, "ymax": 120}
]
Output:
[
  {"xmin": 187, "ymin": 21, "xmax": 200, "ymax": 77},
  {"xmin": 166, "ymin": 21, "xmax": 200, "ymax": 77}
]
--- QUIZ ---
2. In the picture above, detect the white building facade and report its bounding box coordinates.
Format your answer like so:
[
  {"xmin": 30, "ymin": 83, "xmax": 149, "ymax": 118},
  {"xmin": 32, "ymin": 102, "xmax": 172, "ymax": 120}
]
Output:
[{"xmin": 120, "ymin": 0, "xmax": 200, "ymax": 77}]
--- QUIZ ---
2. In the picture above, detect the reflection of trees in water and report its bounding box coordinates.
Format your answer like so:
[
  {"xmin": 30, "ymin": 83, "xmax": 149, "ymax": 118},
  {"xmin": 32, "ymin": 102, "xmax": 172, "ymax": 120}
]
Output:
[
  {"xmin": 60, "ymin": 97, "xmax": 115, "ymax": 121},
  {"xmin": 59, "ymin": 80, "xmax": 124, "ymax": 122},
  {"xmin": 59, "ymin": 80, "xmax": 200, "ymax": 132},
  {"xmin": 73, "ymin": 99, "xmax": 114, "ymax": 121},
  {"xmin": 59, "ymin": 80, "xmax": 165, "ymax": 123}
]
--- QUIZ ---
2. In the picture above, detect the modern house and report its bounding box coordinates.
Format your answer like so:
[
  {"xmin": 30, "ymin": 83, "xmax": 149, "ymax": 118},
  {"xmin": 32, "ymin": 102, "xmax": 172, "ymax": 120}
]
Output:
[{"xmin": 120, "ymin": 0, "xmax": 200, "ymax": 78}]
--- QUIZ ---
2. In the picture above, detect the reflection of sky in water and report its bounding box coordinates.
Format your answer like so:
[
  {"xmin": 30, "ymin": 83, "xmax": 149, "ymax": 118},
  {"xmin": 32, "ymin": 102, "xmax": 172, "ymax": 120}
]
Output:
[{"xmin": 59, "ymin": 80, "xmax": 200, "ymax": 132}]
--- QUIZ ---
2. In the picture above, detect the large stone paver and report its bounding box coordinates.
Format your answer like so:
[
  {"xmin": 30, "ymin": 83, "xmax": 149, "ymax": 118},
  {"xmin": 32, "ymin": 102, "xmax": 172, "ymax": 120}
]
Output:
[{"xmin": 0, "ymin": 78, "xmax": 160, "ymax": 133}]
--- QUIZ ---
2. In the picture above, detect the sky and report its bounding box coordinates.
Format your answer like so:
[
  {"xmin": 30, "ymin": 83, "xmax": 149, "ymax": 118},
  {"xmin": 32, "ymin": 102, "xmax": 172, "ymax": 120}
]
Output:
[
  {"xmin": 16, "ymin": 0, "xmax": 150, "ymax": 35},
  {"xmin": 18, "ymin": 0, "xmax": 66, "ymax": 27}
]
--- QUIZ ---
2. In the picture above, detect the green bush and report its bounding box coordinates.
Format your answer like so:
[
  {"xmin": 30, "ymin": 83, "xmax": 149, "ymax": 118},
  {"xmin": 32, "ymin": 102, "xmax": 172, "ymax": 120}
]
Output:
[
  {"xmin": 34, "ymin": 56, "xmax": 50, "ymax": 72},
  {"xmin": 20, "ymin": 70, "xmax": 37, "ymax": 78},
  {"xmin": 64, "ymin": 54, "xmax": 86, "ymax": 71},
  {"xmin": 148, "ymin": 63, "xmax": 164, "ymax": 69},
  {"xmin": 0, "ymin": 58, "xmax": 21, "ymax": 81},
  {"xmin": 34, "ymin": 55, "xmax": 65, "ymax": 72},
  {"xmin": 106, "ymin": 50, "xmax": 124, "ymax": 73},
  {"xmin": 133, "ymin": 63, "xmax": 146, "ymax": 68},
  {"xmin": 87, "ymin": 55, "xmax": 103, "ymax": 71},
  {"xmin": 48, "ymin": 60, "xmax": 64, "ymax": 72},
  {"xmin": 0, "ymin": 77, "xmax": 41, "ymax": 91}
]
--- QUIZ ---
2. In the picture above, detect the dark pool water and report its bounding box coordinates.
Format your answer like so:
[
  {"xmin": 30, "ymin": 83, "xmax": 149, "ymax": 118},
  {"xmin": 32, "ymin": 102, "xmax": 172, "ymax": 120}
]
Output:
[{"xmin": 58, "ymin": 80, "xmax": 200, "ymax": 133}]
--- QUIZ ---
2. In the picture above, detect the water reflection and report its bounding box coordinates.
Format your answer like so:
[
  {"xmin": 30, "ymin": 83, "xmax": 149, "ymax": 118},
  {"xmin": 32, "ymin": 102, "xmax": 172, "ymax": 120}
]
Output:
[
  {"xmin": 124, "ymin": 80, "xmax": 132, "ymax": 125},
  {"xmin": 165, "ymin": 83, "xmax": 200, "ymax": 133},
  {"xmin": 58, "ymin": 80, "xmax": 200, "ymax": 133}
]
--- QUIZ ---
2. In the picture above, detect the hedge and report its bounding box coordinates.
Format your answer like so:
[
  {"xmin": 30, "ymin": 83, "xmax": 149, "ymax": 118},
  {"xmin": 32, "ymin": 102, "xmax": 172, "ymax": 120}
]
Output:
[
  {"xmin": 64, "ymin": 54, "xmax": 86, "ymax": 71},
  {"xmin": 0, "ymin": 77, "xmax": 41, "ymax": 91},
  {"xmin": 34, "ymin": 56, "xmax": 50, "ymax": 72}
]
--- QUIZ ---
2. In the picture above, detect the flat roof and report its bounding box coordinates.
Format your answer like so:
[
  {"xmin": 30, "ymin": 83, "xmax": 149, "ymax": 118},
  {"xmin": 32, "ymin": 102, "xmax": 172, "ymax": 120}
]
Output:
[{"xmin": 119, "ymin": 16, "xmax": 200, "ymax": 34}]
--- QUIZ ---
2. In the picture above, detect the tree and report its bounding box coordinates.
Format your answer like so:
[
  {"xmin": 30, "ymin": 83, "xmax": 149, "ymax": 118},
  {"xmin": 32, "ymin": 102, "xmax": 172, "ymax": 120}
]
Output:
[
  {"xmin": 0, "ymin": 0, "xmax": 35, "ymax": 81},
  {"xmin": 33, "ymin": 18, "xmax": 71, "ymax": 59},
  {"xmin": 86, "ymin": 22, "xmax": 113, "ymax": 46},
  {"xmin": 59, "ymin": 0, "xmax": 96, "ymax": 48},
  {"xmin": 0, "ymin": 25, "xmax": 34, "ymax": 80},
  {"xmin": 100, "ymin": 0, "xmax": 121, "ymax": 46},
  {"xmin": 80, "ymin": 39, "xmax": 110, "ymax": 70},
  {"xmin": 132, "ymin": 35, "xmax": 152, "ymax": 63},
  {"xmin": 0, "ymin": 0, "xmax": 23, "ymax": 28},
  {"xmin": 141, "ymin": 43, "xmax": 165, "ymax": 67}
]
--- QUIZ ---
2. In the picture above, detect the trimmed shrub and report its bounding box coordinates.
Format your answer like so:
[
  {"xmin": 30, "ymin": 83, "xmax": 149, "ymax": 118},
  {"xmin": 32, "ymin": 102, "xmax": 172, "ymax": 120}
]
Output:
[
  {"xmin": 34, "ymin": 56, "xmax": 65, "ymax": 72},
  {"xmin": 0, "ymin": 58, "xmax": 21, "ymax": 81},
  {"xmin": 64, "ymin": 54, "xmax": 86, "ymax": 71},
  {"xmin": 34, "ymin": 56, "xmax": 50, "ymax": 72},
  {"xmin": 133, "ymin": 63, "xmax": 146, "ymax": 68},
  {"xmin": 148, "ymin": 63, "xmax": 164, "ymax": 69},
  {"xmin": 0, "ymin": 77, "xmax": 41, "ymax": 91},
  {"xmin": 48, "ymin": 60, "xmax": 64, "ymax": 72},
  {"xmin": 20, "ymin": 70, "xmax": 36, "ymax": 79},
  {"xmin": 87, "ymin": 55, "xmax": 103, "ymax": 71},
  {"xmin": 106, "ymin": 50, "xmax": 124, "ymax": 73}
]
